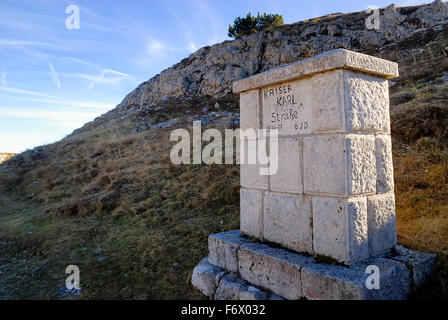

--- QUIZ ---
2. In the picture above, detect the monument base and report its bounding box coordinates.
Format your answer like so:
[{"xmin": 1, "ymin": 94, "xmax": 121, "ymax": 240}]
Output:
[{"xmin": 191, "ymin": 230, "xmax": 437, "ymax": 300}]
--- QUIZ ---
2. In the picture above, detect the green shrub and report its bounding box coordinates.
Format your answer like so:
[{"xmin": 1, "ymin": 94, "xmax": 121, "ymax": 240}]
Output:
[{"xmin": 228, "ymin": 12, "xmax": 283, "ymax": 39}]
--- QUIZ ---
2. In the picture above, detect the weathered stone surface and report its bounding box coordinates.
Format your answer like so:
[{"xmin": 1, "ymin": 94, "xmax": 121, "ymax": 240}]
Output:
[
  {"xmin": 240, "ymin": 90, "xmax": 260, "ymax": 131},
  {"xmin": 263, "ymin": 192, "xmax": 313, "ymax": 254},
  {"xmin": 301, "ymin": 263, "xmax": 365, "ymax": 300},
  {"xmin": 194, "ymin": 231, "xmax": 424, "ymax": 300},
  {"xmin": 261, "ymin": 79, "xmax": 313, "ymax": 136},
  {"xmin": 240, "ymin": 189, "xmax": 263, "ymax": 239},
  {"xmin": 367, "ymin": 193, "xmax": 397, "ymax": 256},
  {"xmin": 392, "ymin": 245, "xmax": 438, "ymax": 288},
  {"xmin": 313, "ymin": 196, "xmax": 369, "ymax": 265},
  {"xmin": 375, "ymin": 135, "xmax": 394, "ymax": 193},
  {"xmin": 191, "ymin": 258, "xmax": 225, "ymax": 298},
  {"xmin": 239, "ymin": 286, "xmax": 269, "ymax": 300},
  {"xmin": 233, "ymin": 49, "xmax": 398, "ymax": 93},
  {"xmin": 240, "ymin": 137, "xmax": 268, "ymax": 189},
  {"xmin": 208, "ymin": 230, "xmax": 248, "ymax": 273},
  {"xmin": 270, "ymin": 137, "xmax": 302, "ymax": 193},
  {"xmin": 363, "ymin": 258, "xmax": 411, "ymax": 300},
  {"xmin": 346, "ymin": 134, "xmax": 377, "ymax": 195},
  {"xmin": 237, "ymin": 242, "xmax": 314, "ymax": 300},
  {"xmin": 304, "ymin": 134, "xmax": 376, "ymax": 196},
  {"xmin": 214, "ymin": 274, "xmax": 246, "ymax": 300},
  {"xmin": 311, "ymin": 70, "xmax": 345, "ymax": 133},
  {"xmin": 213, "ymin": 273, "xmax": 270, "ymax": 300},
  {"xmin": 303, "ymin": 135, "xmax": 347, "ymax": 195},
  {"xmin": 344, "ymin": 71, "xmax": 391, "ymax": 134},
  {"xmin": 240, "ymin": 163, "xmax": 268, "ymax": 190},
  {"xmin": 411, "ymin": 0, "xmax": 448, "ymax": 25}
]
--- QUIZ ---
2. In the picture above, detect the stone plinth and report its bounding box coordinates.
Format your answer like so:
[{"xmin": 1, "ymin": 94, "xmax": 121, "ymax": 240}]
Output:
[
  {"xmin": 236, "ymin": 49, "xmax": 398, "ymax": 265},
  {"xmin": 192, "ymin": 231, "xmax": 436, "ymax": 300}
]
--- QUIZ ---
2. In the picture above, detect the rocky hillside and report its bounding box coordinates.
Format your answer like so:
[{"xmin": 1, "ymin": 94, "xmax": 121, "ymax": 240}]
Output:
[
  {"xmin": 119, "ymin": 1, "xmax": 448, "ymax": 106},
  {"xmin": 0, "ymin": 2, "xmax": 447, "ymax": 299}
]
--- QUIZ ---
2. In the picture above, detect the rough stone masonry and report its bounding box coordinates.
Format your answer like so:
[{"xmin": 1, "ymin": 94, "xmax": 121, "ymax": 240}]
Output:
[{"xmin": 191, "ymin": 49, "xmax": 437, "ymax": 300}]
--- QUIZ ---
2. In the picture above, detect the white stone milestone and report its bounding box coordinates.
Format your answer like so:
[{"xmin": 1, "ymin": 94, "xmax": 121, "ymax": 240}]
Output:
[{"xmin": 234, "ymin": 49, "xmax": 399, "ymax": 265}]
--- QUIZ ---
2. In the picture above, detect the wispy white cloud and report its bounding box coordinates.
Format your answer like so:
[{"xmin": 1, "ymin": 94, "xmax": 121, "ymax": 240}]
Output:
[
  {"xmin": 48, "ymin": 61, "xmax": 61, "ymax": 89},
  {"xmin": 0, "ymin": 86, "xmax": 114, "ymax": 111},
  {"xmin": 64, "ymin": 57, "xmax": 97, "ymax": 68},
  {"xmin": 0, "ymin": 39, "xmax": 62, "ymax": 49},
  {"xmin": 0, "ymin": 94, "xmax": 113, "ymax": 111},
  {"xmin": 0, "ymin": 86, "xmax": 58, "ymax": 98},
  {"xmin": 80, "ymin": 69, "xmax": 131, "ymax": 90}
]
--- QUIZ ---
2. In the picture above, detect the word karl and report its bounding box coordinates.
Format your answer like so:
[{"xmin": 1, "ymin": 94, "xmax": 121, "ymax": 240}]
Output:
[{"xmin": 264, "ymin": 84, "xmax": 298, "ymax": 107}]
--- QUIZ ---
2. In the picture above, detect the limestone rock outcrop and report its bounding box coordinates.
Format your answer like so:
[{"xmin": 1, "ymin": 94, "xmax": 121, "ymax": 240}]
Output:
[{"xmin": 119, "ymin": 1, "xmax": 448, "ymax": 107}]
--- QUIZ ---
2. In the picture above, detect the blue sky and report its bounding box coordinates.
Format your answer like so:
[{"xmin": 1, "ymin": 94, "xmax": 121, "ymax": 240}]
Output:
[{"xmin": 0, "ymin": 0, "xmax": 428, "ymax": 153}]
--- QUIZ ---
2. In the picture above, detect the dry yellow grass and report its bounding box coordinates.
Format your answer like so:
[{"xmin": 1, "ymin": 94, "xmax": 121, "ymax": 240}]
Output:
[{"xmin": 393, "ymin": 140, "xmax": 448, "ymax": 254}]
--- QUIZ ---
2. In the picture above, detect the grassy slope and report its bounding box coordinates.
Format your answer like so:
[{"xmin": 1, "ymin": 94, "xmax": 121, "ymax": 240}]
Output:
[{"xmin": 0, "ymin": 97, "xmax": 241, "ymax": 299}]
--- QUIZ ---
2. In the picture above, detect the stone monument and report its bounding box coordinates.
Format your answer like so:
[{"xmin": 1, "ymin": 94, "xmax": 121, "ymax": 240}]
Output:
[{"xmin": 191, "ymin": 49, "xmax": 437, "ymax": 300}]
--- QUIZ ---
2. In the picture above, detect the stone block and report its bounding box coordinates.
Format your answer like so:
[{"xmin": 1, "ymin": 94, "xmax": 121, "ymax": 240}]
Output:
[
  {"xmin": 364, "ymin": 258, "xmax": 411, "ymax": 300},
  {"xmin": 302, "ymin": 257, "xmax": 411, "ymax": 300},
  {"xmin": 367, "ymin": 193, "xmax": 397, "ymax": 256},
  {"xmin": 240, "ymin": 161, "xmax": 268, "ymax": 190},
  {"xmin": 208, "ymin": 230, "xmax": 248, "ymax": 273},
  {"xmin": 214, "ymin": 274, "xmax": 268, "ymax": 300},
  {"xmin": 310, "ymin": 70, "xmax": 345, "ymax": 133},
  {"xmin": 237, "ymin": 242, "xmax": 314, "ymax": 300},
  {"xmin": 270, "ymin": 137, "xmax": 303, "ymax": 193},
  {"xmin": 303, "ymin": 134, "xmax": 376, "ymax": 196},
  {"xmin": 239, "ymin": 286, "xmax": 269, "ymax": 300},
  {"xmin": 240, "ymin": 189, "xmax": 263, "ymax": 239},
  {"xmin": 303, "ymin": 135, "xmax": 347, "ymax": 195},
  {"xmin": 191, "ymin": 258, "xmax": 225, "ymax": 298},
  {"xmin": 240, "ymin": 90, "xmax": 260, "ymax": 131},
  {"xmin": 313, "ymin": 196, "xmax": 369, "ymax": 265},
  {"xmin": 375, "ymin": 135, "xmax": 394, "ymax": 193},
  {"xmin": 392, "ymin": 245, "xmax": 438, "ymax": 288},
  {"xmin": 301, "ymin": 263, "xmax": 366, "ymax": 300},
  {"xmin": 344, "ymin": 71, "xmax": 391, "ymax": 134},
  {"xmin": 240, "ymin": 138, "xmax": 268, "ymax": 190},
  {"xmin": 263, "ymin": 192, "xmax": 313, "ymax": 254},
  {"xmin": 346, "ymin": 134, "xmax": 377, "ymax": 195}
]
